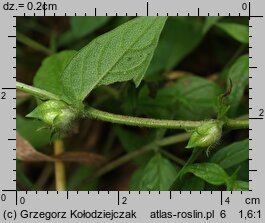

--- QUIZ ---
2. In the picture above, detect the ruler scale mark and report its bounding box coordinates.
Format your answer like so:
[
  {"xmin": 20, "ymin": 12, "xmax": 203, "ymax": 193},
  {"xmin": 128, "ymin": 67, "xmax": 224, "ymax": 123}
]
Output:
[
  {"xmin": 250, "ymin": 15, "xmax": 263, "ymax": 18},
  {"xmin": 15, "ymin": 191, "xmax": 18, "ymax": 205},
  {"xmin": 248, "ymin": 1, "xmax": 251, "ymax": 20}
]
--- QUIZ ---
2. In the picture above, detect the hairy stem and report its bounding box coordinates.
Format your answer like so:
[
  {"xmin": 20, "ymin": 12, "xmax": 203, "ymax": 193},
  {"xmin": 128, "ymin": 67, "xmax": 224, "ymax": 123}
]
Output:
[
  {"xmin": 85, "ymin": 106, "xmax": 203, "ymax": 129},
  {"xmin": 160, "ymin": 150, "xmax": 185, "ymax": 166},
  {"xmin": 16, "ymin": 81, "xmax": 249, "ymax": 130},
  {"xmin": 17, "ymin": 32, "xmax": 54, "ymax": 55},
  {"xmin": 226, "ymin": 118, "xmax": 249, "ymax": 129},
  {"xmin": 54, "ymin": 140, "xmax": 66, "ymax": 191},
  {"xmin": 16, "ymin": 81, "xmax": 61, "ymax": 101},
  {"xmin": 84, "ymin": 106, "xmax": 249, "ymax": 130}
]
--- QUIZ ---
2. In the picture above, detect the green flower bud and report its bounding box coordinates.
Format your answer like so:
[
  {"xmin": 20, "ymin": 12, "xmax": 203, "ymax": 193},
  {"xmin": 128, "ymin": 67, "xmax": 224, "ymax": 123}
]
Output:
[
  {"xmin": 186, "ymin": 121, "xmax": 223, "ymax": 149},
  {"xmin": 26, "ymin": 100, "xmax": 77, "ymax": 130}
]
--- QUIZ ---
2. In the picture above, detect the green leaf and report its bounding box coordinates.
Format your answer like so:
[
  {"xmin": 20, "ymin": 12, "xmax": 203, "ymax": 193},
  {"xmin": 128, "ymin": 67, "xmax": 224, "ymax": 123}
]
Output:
[
  {"xmin": 123, "ymin": 76, "xmax": 222, "ymax": 120},
  {"xmin": 203, "ymin": 16, "xmax": 223, "ymax": 33},
  {"xmin": 122, "ymin": 85, "xmax": 173, "ymax": 119},
  {"xmin": 114, "ymin": 127, "xmax": 146, "ymax": 152},
  {"xmin": 67, "ymin": 166, "xmax": 98, "ymax": 190},
  {"xmin": 183, "ymin": 163, "xmax": 229, "ymax": 186},
  {"xmin": 180, "ymin": 176, "xmax": 205, "ymax": 191},
  {"xmin": 215, "ymin": 93, "xmax": 231, "ymax": 120},
  {"xmin": 34, "ymin": 50, "xmax": 76, "ymax": 97},
  {"xmin": 62, "ymin": 17, "xmax": 167, "ymax": 104},
  {"xmin": 227, "ymin": 55, "xmax": 249, "ymax": 116},
  {"xmin": 17, "ymin": 161, "xmax": 36, "ymax": 190},
  {"xmin": 146, "ymin": 17, "xmax": 204, "ymax": 78},
  {"xmin": 230, "ymin": 181, "xmax": 249, "ymax": 191},
  {"xmin": 71, "ymin": 17, "xmax": 111, "ymax": 38},
  {"xmin": 114, "ymin": 127, "xmax": 152, "ymax": 164},
  {"xmin": 210, "ymin": 139, "xmax": 249, "ymax": 169},
  {"xmin": 17, "ymin": 115, "xmax": 52, "ymax": 148},
  {"xmin": 159, "ymin": 76, "xmax": 221, "ymax": 120},
  {"xmin": 174, "ymin": 76, "xmax": 222, "ymax": 120},
  {"xmin": 129, "ymin": 167, "xmax": 144, "ymax": 191},
  {"xmin": 139, "ymin": 154, "xmax": 178, "ymax": 191},
  {"xmin": 226, "ymin": 160, "xmax": 249, "ymax": 182},
  {"xmin": 215, "ymin": 22, "xmax": 249, "ymax": 43}
]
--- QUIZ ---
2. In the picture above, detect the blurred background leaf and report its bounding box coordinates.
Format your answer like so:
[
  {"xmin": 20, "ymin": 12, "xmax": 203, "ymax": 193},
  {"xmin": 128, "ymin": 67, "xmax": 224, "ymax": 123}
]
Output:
[
  {"xmin": 146, "ymin": 17, "xmax": 205, "ymax": 80},
  {"xmin": 138, "ymin": 154, "xmax": 178, "ymax": 191},
  {"xmin": 210, "ymin": 139, "xmax": 248, "ymax": 169},
  {"xmin": 123, "ymin": 75, "xmax": 222, "ymax": 120},
  {"xmin": 17, "ymin": 115, "xmax": 51, "ymax": 148},
  {"xmin": 114, "ymin": 127, "xmax": 152, "ymax": 164},
  {"xmin": 215, "ymin": 22, "xmax": 249, "ymax": 44},
  {"xmin": 34, "ymin": 50, "xmax": 76, "ymax": 96},
  {"xmin": 183, "ymin": 163, "xmax": 229, "ymax": 186},
  {"xmin": 226, "ymin": 54, "xmax": 249, "ymax": 116},
  {"xmin": 71, "ymin": 17, "xmax": 112, "ymax": 38}
]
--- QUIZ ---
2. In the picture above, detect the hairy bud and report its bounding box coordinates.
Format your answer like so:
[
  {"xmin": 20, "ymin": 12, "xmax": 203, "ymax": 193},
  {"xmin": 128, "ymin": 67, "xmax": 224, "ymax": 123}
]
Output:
[
  {"xmin": 186, "ymin": 121, "xmax": 223, "ymax": 149},
  {"xmin": 26, "ymin": 100, "xmax": 77, "ymax": 131}
]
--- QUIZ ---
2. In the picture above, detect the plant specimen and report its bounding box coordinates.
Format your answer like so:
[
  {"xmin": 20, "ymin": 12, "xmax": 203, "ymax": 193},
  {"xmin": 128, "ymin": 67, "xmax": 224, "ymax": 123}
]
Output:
[{"xmin": 16, "ymin": 16, "xmax": 249, "ymax": 191}]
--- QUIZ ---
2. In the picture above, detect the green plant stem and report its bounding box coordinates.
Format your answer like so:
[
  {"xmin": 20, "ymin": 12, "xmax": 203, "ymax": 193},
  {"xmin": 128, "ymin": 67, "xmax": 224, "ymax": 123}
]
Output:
[
  {"xmin": 226, "ymin": 118, "xmax": 249, "ymax": 129},
  {"xmin": 54, "ymin": 140, "xmax": 66, "ymax": 191},
  {"xmin": 160, "ymin": 150, "xmax": 185, "ymax": 166},
  {"xmin": 169, "ymin": 147, "xmax": 203, "ymax": 190},
  {"xmin": 157, "ymin": 133, "xmax": 191, "ymax": 146},
  {"xmin": 16, "ymin": 81, "xmax": 61, "ymax": 101},
  {"xmin": 77, "ymin": 132, "xmax": 191, "ymax": 189},
  {"xmin": 17, "ymin": 32, "xmax": 54, "ymax": 55},
  {"xmin": 84, "ymin": 106, "xmax": 249, "ymax": 130},
  {"xmin": 16, "ymin": 81, "xmax": 249, "ymax": 130},
  {"xmin": 85, "ymin": 106, "xmax": 203, "ymax": 129}
]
